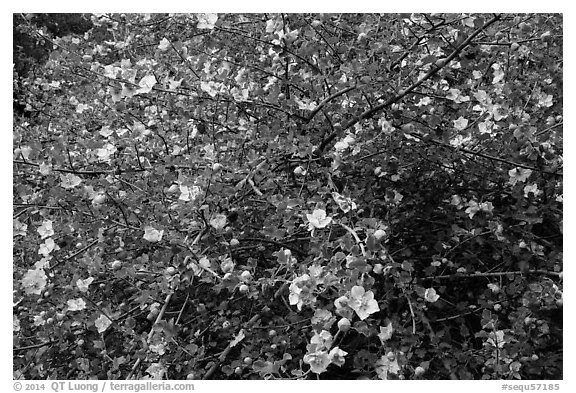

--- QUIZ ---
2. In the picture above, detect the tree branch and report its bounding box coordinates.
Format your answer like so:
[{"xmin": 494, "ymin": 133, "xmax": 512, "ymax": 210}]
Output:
[
  {"xmin": 319, "ymin": 14, "xmax": 501, "ymax": 153},
  {"xmin": 407, "ymin": 132, "xmax": 562, "ymax": 176},
  {"xmin": 422, "ymin": 269, "xmax": 562, "ymax": 281},
  {"xmin": 240, "ymin": 237, "xmax": 307, "ymax": 257},
  {"xmin": 306, "ymin": 85, "xmax": 357, "ymax": 123}
]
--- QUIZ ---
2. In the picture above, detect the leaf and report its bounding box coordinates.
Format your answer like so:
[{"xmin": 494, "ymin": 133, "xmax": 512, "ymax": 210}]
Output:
[
  {"xmin": 37, "ymin": 220, "xmax": 54, "ymax": 239},
  {"xmin": 230, "ymin": 329, "xmax": 246, "ymax": 347},
  {"xmin": 76, "ymin": 277, "xmax": 94, "ymax": 293},
  {"xmin": 375, "ymin": 353, "xmax": 400, "ymax": 380},
  {"xmin": 209, "ymin": 214, "xmax": 227, "ymax": 230},
  {"xmin": 252, "ymin": 360, "xmax": 277, "ymax": 376},
  {"xmin": 145, "ymin": 362, "xmax": 166, "ymax": 379},
  {"xmin": 67, "ymin": 298, "xmax": 87, "ymax": 311},
  {"xmin": 158, "ymin": 37, "xmax": 170, "ymax": 51},
  {"xmin": 453, "ymin": 116, "xmax": 469, "ymax": 131},
  {"xmin": 13, "ymin": 219, "xmax": 28, "ymax": 237},
  {"xmin": 99, "ymin": 126, "xmax": 114, "ymax": 137},
  {"xmin": 60, "ymin": 173, "xmax": 82, "ymax": 189},
  {"xmin": 332, "ymin": 192, "xmax": 357, "ymax": 213}
]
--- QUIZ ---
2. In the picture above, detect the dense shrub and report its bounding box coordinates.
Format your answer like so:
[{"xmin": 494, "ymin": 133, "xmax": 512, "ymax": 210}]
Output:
[{"xmin": 13, "ymin": 13, "xmax": 562, "ymax": 380}]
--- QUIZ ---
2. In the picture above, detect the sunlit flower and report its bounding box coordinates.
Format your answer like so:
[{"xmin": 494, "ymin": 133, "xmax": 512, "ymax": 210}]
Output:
[
  {"xmin": 306, "ymin": 209, "xmax": 332, "ymax": 232},
  {"xmin": 303, "ymin": 350, "xmax": 331, "ymax": 374},
  {"xmin": 424, "ymin": 288, "xmax": 440, "ymax": 303},
  {"xmin": 349, "ymin": 286, "xmax": 380, "ymax": 320}
]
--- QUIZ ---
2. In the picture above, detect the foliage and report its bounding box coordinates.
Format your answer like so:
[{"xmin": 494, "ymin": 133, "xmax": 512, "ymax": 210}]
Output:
[{"xmin": 13, "ymin": 13, "xmax": 562, "ymax": 380}]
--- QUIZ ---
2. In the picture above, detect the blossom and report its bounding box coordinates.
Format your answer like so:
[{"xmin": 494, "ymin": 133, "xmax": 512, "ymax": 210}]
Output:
[
  {"xmin": 424, "ymin": 288, "xmax": 440, "ymax": 303},
  {"xmin": 209, "ymin": 214, "xmax": 227, "ymax": 230},
  {"xmin": 143, "ymin": 226, "xmax": 164, "ymax": 242},
  {"xmin": 328, "ymin": 347, "xmax": 348, "ymax": 367},
  {"xmin": 38, "ymin": 238, "xmax": 58, "ymax": 256},
  {"xmin": 349, "ymin": 286, "xmax": 380, "ymax": 320},
  {"xmin": 60, "ymin": 173, "xmax": 82, "ymax": 189},
  {"xmin": 303, "ymin": 350, "xmax": 331, "ymax": 374},
  {"xmin": 508, "ymin": 167, "xmax": 532, "ymax": 186},
  {"xmin": 95, "ymin": 314, "xmax": 112, "ymax": 333},
  {"xmin": 306, "ymin": 209, "xmax": 332, "ymax": 232},
  {"xmin": 67, "ymin": 298, "xmax": 87, "ymax": 311},
  {"xmin": 21, "ymin": 268, "xmax": 48, "ymax": 295},
  {"xmin": 332, "ymin": 192, "xmax": 357, "ymax": 213},
  {"xmin": 334, "ymin": 134, "xmax": 356, "ymax": 152},
  {"xmin": 37, "ymin": 220, "xmax": 54, "ymax": 239},
  {"xmin": 310, "ymin": 330, "xmax": 333, "ymax": 348},
  {"xmin": 375, "ymin": 353, "xmax": 401, "ymax": 380},
  {"xmin": 453, "ymin": 116, "xmax": 469, "ymax": 131},
  {"xmin": 378, "ymin": 322, "xmax": 394, "ymax": 344},
  {"xmin": 523, "ymin": 184, "xmax": 540, "ymax": 197},
  {"xmin": 289, "ymin": 274, "xmax": 316, "ymax": 310},
  {"xmin": 76, "ymin": 277, "xmax": 94, "ymax": 293}
]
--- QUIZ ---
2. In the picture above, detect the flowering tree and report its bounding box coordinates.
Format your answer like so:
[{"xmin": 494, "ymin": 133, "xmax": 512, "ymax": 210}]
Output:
[{"xmin": 14, "ymin": 13, "xmax": 562, "ymax": 380}]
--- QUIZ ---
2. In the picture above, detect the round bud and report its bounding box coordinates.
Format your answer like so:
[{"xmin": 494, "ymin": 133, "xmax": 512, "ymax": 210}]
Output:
[
  {"xmin": 240, "ymin": 270, "xmax": 252, "ymax": 282},
  {"xmin": 166, "ymin": 267, "xmax": 176, "ymax": 275},
  {"xmin": 372, "ymin": 264, "xmax": 384, "ymax": 274},
  {"xmin": 435, "ymin": 59, "xmax": 446, "ymax": 67},
  {"xmin": 293, "ymin": 166, "xmax": 306, "ymax": 176},
  {"xmin": 212, "ymin": 163, "xmax": 223, "ymax": 171},
  {"xmin": 111, "ymin": 260, "xmax": 123, "ymax": 270},
  {"xmin": 230, "ymin": 238, "xmax": 240, "ymax": 247},
  {"xmin": 373, "ymin": 229, "xmax": 386, "ymax": 240},
  {"xmin": 238, "ymin": 284, "xmax": 249, "ymax": 294},
  {"xmin": 556, "ymin": 298, "xmax": 563, "ymax": 307},
  {"xmin": 414, "ymin": 366, "xmax": 425, "ymax": 377},
  {"xmin": 338, "ymin": 318, "xmax": 351, "ymax": 332},
  {"xmin": 493, "ymin": 304, "xmax": 502, "ymax": 312},
  {"xmin": 268, "ymin": 329, "xmax": 277, "ymax": 337},
  {"xmin": 244, "ymin": 357, "xmax": 253, "ymax": 365},
  {"xmin": 92, "ymin": 193, "xmax": 106, "ymax": 205}
]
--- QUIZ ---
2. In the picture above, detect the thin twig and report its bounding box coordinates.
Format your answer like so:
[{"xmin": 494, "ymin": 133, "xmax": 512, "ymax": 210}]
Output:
[
  {"xmin": 126, "ymin": 293, "xmax": 173, "ymax": 380},
  {"xmin": 319, "ymin": 15, "xmax": 501, "ymax": 152},
  {"xmin": 306, "ymin": 85, "xmax": 357, "ymax": 122},
  {"xmin": 240, "ymin": 237, "xmax": 307, "ymax": 257},
  {"xmin": 405, "ymin": 294, "xmax": 417, "ymax": 335},
  {"xmin": 421, "ymin": 269, "xmax": 562, "ymax": 281},
  {"xmin": 203, "ymin": 314, "xmax": 261, "ymax": 380},
  {"xmin": 13, "ymin": 340, "xmax": 55, "ymax": 352}
]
